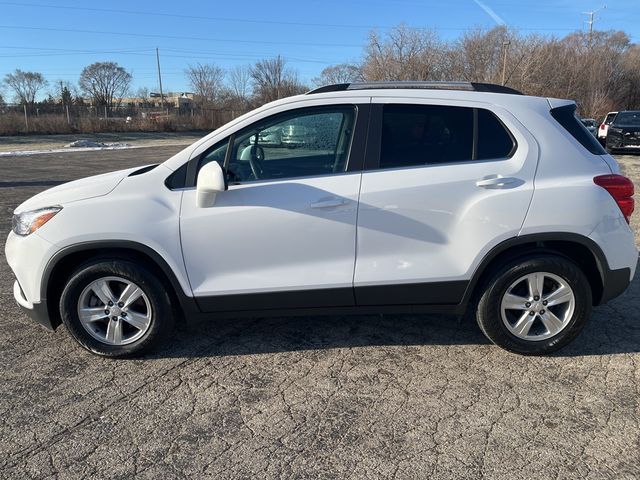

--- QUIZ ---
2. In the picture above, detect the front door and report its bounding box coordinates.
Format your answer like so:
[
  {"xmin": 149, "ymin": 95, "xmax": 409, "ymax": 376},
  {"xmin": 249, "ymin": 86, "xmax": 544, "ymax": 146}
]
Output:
[{"xmin": 180, "ymin": 104, "xmax": 368, "ymax": 312}]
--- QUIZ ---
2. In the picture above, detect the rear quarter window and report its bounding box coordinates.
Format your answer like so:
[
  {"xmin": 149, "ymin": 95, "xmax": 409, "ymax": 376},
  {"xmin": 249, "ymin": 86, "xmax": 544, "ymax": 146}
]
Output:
[
  {"xmin": 477, "ymin": 109, "xmax": 515, "ymax": 160},
  {"xmin": 550, "ymin": 105, "xmax": 606, "ymax": 155}
]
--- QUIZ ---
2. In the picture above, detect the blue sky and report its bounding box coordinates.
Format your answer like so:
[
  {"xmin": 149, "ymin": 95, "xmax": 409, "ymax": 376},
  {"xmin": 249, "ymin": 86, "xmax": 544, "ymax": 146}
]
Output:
[{"xmin": 0, "ymin": 0, "xmax": 638, "ymax": 97}]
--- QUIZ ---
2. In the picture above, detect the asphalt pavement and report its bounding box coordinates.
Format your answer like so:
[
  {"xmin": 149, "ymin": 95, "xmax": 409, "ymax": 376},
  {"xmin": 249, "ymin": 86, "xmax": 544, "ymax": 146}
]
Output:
[{"xmin": 0, "ymin": 146, "xmax": 638, "ymax": 479}]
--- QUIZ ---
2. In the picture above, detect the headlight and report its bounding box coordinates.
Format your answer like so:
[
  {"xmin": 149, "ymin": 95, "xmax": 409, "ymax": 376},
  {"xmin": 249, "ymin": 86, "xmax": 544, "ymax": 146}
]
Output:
[{"xmin": 12, "ymin": 206, "xmax": 62, "ymax": 236}]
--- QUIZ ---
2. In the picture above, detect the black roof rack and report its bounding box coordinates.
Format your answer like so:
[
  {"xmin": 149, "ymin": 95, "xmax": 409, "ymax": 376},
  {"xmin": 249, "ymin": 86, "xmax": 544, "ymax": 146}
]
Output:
[{"xmin": 307, "ymin": 81, "xmax": 522, "ymax": 95}]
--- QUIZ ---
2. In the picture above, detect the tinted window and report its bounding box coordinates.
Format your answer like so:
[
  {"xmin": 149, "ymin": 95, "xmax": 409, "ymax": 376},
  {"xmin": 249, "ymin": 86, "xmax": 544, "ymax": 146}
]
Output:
[
  {"xmin": 613, "ymin": 111, "xmax": 640, "ymax": 126},
  {"xmin": 604, "ymin": 113, "xmax": 617, "ymax": 125},
  {"xmin": 477, "ymin": 109, "xmax": 515, "ymax": 160},
  {"xmin": 550, "ymin": 104, "xmax": 606, "ymax": 155},
  {"xmin": 227, "ymin": 107, "xmax": 355, "ymax": 183},
  {"xmin": 380, "ymin": 104, "xmax": 473, "ymax": 168}
]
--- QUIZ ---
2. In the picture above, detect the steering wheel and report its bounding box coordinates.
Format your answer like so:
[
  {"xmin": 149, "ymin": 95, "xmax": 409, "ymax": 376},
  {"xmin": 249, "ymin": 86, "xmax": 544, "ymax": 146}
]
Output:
[{"xmin": 248, "ymin": 145, "xmax": 265, "ymax": 180}]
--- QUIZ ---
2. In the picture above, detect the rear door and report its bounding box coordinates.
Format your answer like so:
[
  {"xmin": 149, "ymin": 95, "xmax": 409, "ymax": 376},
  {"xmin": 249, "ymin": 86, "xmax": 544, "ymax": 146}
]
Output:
[{"xmin": 354, "ymin": 98, "xmax": 539, "ymax": 306}]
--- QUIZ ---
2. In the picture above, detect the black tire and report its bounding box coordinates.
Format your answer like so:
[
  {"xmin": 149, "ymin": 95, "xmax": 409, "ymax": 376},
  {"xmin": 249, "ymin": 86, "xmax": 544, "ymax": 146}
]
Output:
[
  {"xmin": 60, "ymin": 259, "xmax": 175, "ymax": 357},
  {"xmin": 475, "ymin": 254, "xmax": 592, "ymax": 355}
]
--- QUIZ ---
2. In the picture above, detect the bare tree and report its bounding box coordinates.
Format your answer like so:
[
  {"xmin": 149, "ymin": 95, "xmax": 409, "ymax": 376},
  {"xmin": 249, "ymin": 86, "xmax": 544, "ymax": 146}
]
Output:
[
  {"xmin": 250, "ymin": 56, "xmax": 306, "ymax": 103},
  {"xmin": 3, "ymin": 69, "xmax": 48, "ymax": 105},
  {"xmin": 79, "ymin": 62, "xmax": 132, "ymax": 111},
  {"xmin": 312, "ymin": 63, "xmax": 362, "ymax": 86},
  {"xmin": 361, "ymin": 25, "xmax": 445, "ymax": 81},
  {"xmin": 228, "ymin": 65, "xmax": 252, "ymax": 101},
  {"xmin": 185, "ymin": 63, "xmax": 225, "ymax": 105}
]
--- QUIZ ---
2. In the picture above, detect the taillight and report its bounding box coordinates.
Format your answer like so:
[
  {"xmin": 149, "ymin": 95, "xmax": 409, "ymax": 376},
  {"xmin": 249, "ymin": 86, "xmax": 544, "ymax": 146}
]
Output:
[
  {"xmin": 594, "ymin": 174, "xmax": 635, "ymax": 223},
  {"xmin": 599, "ymin": 124, "xmax": 606, "ymax": 130}
]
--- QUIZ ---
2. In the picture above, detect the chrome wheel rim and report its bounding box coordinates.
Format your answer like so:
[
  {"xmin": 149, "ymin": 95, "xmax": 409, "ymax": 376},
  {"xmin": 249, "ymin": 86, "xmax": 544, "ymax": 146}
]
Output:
[
  {"xmin": 500, "ymin": 272, "xmax": 575, "ymax": 341},
  {"xmin": 77, "ymin": 276, "xmax": 152, "ymax": 346}
]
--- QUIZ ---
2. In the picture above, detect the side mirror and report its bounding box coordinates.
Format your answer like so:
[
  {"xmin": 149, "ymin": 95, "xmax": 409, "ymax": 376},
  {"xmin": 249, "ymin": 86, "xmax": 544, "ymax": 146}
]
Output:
[{"xmin": 196, "ymin": 161, "xmax": 226, "ymax": 208}]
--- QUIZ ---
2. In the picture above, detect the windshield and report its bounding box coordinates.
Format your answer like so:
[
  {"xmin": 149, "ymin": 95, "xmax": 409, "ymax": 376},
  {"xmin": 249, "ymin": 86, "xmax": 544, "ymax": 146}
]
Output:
[{"xmin": 614, "ymin": 112, "xmax": 640, "ymax": 126}]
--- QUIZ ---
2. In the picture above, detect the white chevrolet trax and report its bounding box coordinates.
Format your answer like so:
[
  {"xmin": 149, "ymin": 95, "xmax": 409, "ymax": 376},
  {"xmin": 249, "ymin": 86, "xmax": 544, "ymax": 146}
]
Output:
[{"xmin": 6, "ymin": 82, "xmax": 637, "ymax": 357}]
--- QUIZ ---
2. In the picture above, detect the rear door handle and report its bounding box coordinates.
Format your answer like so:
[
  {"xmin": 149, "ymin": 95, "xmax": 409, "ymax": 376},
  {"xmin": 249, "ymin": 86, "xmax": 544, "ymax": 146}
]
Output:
[
  {"xmin": 476, "ymin": 176, "xmax": 521, "ymax": 189},
  {"xmin": 310, "ymin": 197, "xmax": 348, "ymax": 209}
]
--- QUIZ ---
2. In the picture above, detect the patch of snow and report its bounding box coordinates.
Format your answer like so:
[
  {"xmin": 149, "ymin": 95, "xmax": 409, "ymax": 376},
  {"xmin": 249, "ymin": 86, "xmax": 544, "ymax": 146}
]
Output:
[
  {"xmin": 65, "ymin": 140, "xmax": 131, "ymax": 148},
  {"xmin": 0, "ymin": 143, "xmax": 136, "ymax": 157}
]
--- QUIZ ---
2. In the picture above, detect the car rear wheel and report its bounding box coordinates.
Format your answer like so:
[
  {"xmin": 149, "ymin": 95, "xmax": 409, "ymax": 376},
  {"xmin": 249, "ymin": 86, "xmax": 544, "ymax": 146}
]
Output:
[
  {"xmin": 60, "ymin": 259, "xmax": 174, "ymax": 357},
  {"xmin": 475, "ymin": 255, "xmax": 592, "ymax": 355}
]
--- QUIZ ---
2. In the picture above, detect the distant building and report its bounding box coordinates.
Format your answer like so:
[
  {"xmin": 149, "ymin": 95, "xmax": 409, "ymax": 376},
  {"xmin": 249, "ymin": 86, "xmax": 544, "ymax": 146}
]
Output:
[
  {"xmin": 149, "ymin": 92, "xmax": 195, "ymax": 109},
  {"xmin": 117, "ymin": 92, "xmax": 195, "ymax": 109}
]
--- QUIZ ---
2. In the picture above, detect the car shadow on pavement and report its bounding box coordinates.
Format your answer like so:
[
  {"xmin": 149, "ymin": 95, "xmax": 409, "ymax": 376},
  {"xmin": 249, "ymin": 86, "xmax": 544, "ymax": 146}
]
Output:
[
  {"xmin": 143, "ymin": 295, "xmax": 640, "ymax": 359},
  {"xmin": 145, "ymin": 312, "xmax": 493, "ymax": 360}
]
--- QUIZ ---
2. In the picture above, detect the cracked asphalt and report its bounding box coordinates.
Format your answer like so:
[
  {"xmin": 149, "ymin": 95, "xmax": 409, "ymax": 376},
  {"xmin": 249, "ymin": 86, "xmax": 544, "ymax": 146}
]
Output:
[{"xmin": 1, "ymin": 146, "xmax": 639, "ymax": 479}]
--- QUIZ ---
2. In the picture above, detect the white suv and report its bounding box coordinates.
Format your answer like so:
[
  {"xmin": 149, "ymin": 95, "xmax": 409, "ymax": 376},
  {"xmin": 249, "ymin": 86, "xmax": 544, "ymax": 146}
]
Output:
[
  {"xmin": 598, "ymin": 111, "xmax": 618, "ymax": 144},
  {"xmin": 6, "ymin": 82, "xmax": 637, "ymax": 357}
]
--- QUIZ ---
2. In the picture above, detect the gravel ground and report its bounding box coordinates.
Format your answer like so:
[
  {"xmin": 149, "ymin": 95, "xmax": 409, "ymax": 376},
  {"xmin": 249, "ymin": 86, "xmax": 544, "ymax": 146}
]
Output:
[{"xmin": 0, "ymin": 147, "xmax": 638, "ymax": 479}]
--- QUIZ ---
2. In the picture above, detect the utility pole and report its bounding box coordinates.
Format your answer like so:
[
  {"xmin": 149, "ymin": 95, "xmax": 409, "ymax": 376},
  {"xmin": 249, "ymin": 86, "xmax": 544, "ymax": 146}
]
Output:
[
  {"xmin": 583, "ymin": 6, "xmax": 606, "ymax": 47},
  {"xmin": 501, "ymin": 41, "xmax": 510, "ymax": 86},
  {"xmin": 156, "ymin": 47, "xmax": 165, "ymax": 112}
]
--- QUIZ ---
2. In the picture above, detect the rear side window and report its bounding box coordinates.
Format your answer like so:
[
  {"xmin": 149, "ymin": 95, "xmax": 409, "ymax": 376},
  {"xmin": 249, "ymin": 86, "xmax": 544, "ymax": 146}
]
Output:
[
  {"xmin": 604, "ymin": 113, "xmax": 617, "ymax": 125},
  {"xmin": 380, "ymin": 105, "xmax": 473, "ymax": 168},
  {"xmin": 477, "ymin": 109, "xmax": 515, "ymax": 160},
  {"xmin": 379, "ymin": 104, "xmax": 514, "ymax": 169},
  {"xmin": 551, "ymin": 104, "xmax": 606, "ymax": 155}
]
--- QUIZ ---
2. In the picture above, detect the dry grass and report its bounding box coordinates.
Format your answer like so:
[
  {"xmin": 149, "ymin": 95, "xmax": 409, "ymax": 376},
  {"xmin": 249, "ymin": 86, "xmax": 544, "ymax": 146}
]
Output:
[{"xmin": 0, "ymin": 113, "xmax": 229, "ymax": 136}]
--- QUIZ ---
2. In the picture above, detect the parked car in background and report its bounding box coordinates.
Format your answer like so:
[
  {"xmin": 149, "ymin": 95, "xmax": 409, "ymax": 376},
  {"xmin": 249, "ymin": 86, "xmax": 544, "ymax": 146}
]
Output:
[
  {"xmin": 606, "ymin": 110, "xmax": 640, "ymax": 153},
  {"xmin": 598, "ymin": 111, "xmax": 618, "ymax": 145},
  {"xmin": 250, "ymin": 126, "xmax": 282, "ymax": 146},
  {"xmin": 580, "ymin": 118, "xmax": 598, "ymax": 137},
  {"xmin": 280, "ymin": 122, "xmax": 316, "ymax": 147}
]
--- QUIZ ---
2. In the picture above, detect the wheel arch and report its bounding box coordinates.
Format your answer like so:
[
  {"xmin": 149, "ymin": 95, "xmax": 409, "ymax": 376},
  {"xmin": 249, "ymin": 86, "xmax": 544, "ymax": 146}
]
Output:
[
  {"xmin": 464, "ymin": 233, "xmax": 612, "ymax": 308},
  {"xmin": 43, "ymin": 241, "xmax": 198, "ymax": 329}
]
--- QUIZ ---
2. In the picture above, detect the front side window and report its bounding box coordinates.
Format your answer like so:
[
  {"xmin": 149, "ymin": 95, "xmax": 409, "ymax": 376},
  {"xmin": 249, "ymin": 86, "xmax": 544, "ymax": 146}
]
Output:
[
  {"xmin": 226, "ymin": 106, "xmax": 356, "ymax": 183},
  {"xmin": 199, "ymin": 139, "xmax": 228, "ymax": 171}
]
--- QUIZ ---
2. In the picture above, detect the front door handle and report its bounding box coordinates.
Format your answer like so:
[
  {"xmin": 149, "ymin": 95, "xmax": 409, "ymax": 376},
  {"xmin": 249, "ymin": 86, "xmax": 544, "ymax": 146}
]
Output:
[
  {"xmin": 476, "ymin": 175, "xmax": 522, "ymax": 189},
  {"xmin": 310, "ymin": 197, "xmax": 348, "ymax": 209}
]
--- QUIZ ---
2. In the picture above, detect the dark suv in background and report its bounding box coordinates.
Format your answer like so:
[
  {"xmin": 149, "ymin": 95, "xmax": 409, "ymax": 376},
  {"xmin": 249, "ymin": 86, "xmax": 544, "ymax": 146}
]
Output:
[{"xmin": 606, "ymin": 110, "xmax": 640, "ymax": 153}]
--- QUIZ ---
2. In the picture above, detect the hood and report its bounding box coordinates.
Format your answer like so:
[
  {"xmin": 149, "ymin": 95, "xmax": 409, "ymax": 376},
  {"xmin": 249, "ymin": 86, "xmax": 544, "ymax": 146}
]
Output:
[{"xmin": 15, "ymin": 166, "xmax": 142, "ymax": 213}]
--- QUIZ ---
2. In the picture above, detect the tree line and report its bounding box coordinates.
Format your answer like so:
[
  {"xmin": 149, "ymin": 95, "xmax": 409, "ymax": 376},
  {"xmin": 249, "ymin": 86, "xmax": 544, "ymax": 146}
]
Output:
[{"xmin": 1, "ymin": 25, "xmax": 639, "ymax": 120}]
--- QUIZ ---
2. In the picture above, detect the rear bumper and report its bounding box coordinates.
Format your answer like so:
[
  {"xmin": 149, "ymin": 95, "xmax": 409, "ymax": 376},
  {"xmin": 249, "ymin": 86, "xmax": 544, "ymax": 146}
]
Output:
[
  {"xmin": 13, "ymin": 280, "xmax": 55, "ymax": 331},
  {"xmin": 600, "ymin": 267, "xmax": 633, "ymax": 304}
]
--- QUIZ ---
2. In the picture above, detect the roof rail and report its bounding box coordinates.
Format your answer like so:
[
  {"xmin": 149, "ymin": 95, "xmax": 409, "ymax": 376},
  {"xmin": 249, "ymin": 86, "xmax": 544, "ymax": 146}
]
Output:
[{"xmin": 307, "ymin": 81, "xmax": 522, "ymax": 95}]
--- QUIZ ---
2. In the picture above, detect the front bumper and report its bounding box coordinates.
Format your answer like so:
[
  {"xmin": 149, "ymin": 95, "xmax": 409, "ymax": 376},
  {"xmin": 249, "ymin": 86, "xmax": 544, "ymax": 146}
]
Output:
[{"xmin": 13, "ymin": 280, "xmax": 55, "ymax": 330}]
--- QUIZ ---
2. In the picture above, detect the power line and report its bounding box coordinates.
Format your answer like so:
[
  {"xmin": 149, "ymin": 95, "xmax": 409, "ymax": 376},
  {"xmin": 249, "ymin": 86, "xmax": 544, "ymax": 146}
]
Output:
[
  {"xmin": 0, "ymin": 48, "xmax": 334, "ymax": 65},
  {"xmin": 0, "ymin": 2, "xmax": 581, "ymax": 33},
  {"xmin": 0, "ymin": 2, "xmax": 390, "ymax": 30},
  {"xmin": 0, "ymin": 24, "xmax": 363, "ymax": 48}
]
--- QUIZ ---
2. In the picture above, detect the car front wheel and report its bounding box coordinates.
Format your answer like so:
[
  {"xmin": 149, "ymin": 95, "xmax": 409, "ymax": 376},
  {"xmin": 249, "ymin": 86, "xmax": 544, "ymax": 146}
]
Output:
[
  {"xmin": 475, "ymin": 255, "xmax": 592, "ymax": 355},
  {"xmin": 60, "ymin": 259, "xmax": 174, "ymax": 357}
]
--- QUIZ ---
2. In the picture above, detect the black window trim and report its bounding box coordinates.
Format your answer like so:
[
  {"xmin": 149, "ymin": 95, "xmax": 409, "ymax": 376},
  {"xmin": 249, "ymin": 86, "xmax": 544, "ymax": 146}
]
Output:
[
  {"xmin": 172, "ymin": 103, "xmax": 370, "ymax": 189},
  {"xmin": 364, "ymin": 103, "xmax": 517, "ymax": 172}
]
